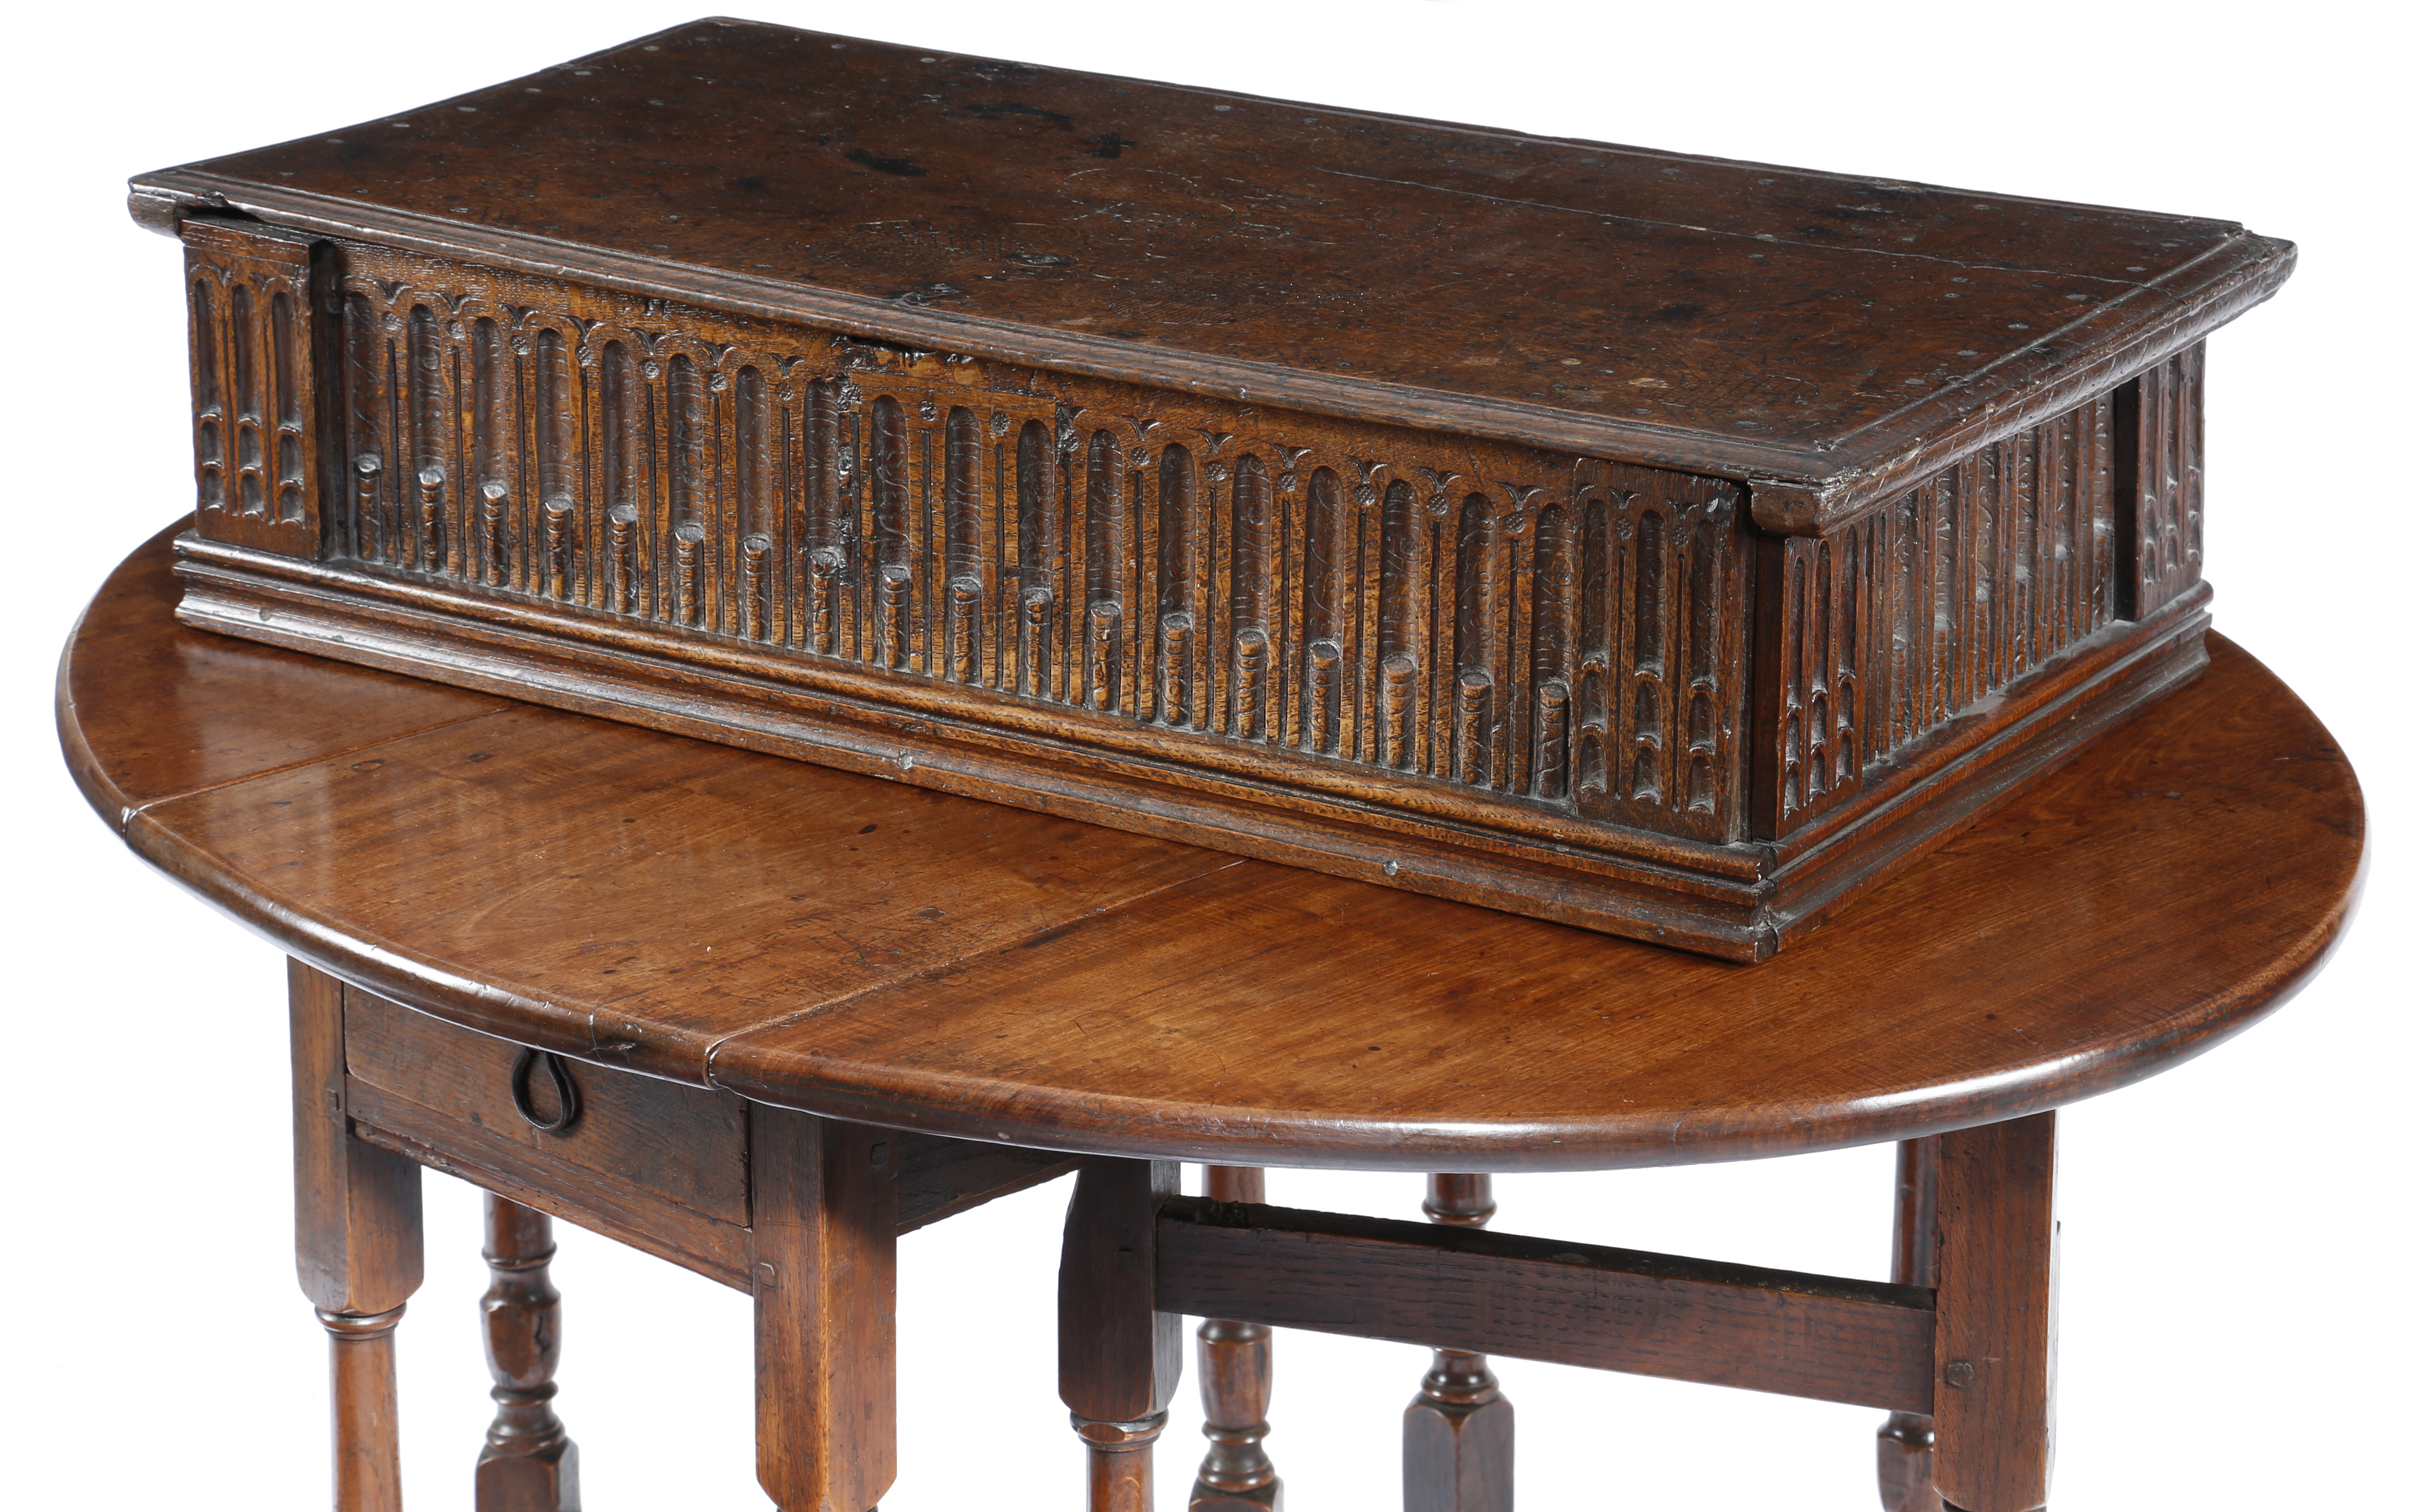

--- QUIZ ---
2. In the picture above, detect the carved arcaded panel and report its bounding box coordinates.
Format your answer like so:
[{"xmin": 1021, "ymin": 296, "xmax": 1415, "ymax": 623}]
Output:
[
  {"xmin": 1561, "ymin": 482, "xmax": 1746, "ymax": 843},
  {"xmin": 182, "ymin": 220, "xmax": 326, "ymax": 558},
  {"xmin": 327, "ymin": 243, "xmax": 1745, "ymax": 838},
  {"xmin": 1760, "ymin": 390, "xmax": 2119, "ymax": 836},
  {"xmin": 2118, "ymin": 342, "xmax": 2206, "ymax": 621}
]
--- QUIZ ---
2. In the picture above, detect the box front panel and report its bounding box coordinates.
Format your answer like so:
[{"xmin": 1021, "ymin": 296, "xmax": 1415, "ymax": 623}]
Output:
[{"xmin": 312, "ymin": 237, "xmax": 1748, "ymax": 845}]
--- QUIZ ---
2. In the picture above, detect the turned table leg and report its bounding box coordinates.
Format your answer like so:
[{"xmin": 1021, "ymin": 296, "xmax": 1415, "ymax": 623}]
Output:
[
  {"xmin": 1061, "ymin": 1158, "xmax": 1184, "ymax": 1512},
  {"xmin": 1932, "ymin": 1113, "xmax": 2058, "ymax": 1512},
  {"xmin": 291, "ymin": 962, "xmax": 425, "ymax": 1512},
  {"xmin": 1403, "ymin": 1174, "xmax": 1513, "ymax": 1512},
  {"xmin": 477, "ymin": 1194, "xmax": 580, "ymax": 1510},
  {"xmin": 319, "ymin": 1306, "xmax": 410, "ymax": 1512},
  {"xmin": 1191, "ymin": 1166, "xmax": 1282, "ymax": 1511},
  {"xmin": 751, "ymin": 1107, "xmax": 900, "ymax": 1512},
  {"xmin": 1878, "ymin": 1137, "xmax": 1944, "ymax": 1511}
]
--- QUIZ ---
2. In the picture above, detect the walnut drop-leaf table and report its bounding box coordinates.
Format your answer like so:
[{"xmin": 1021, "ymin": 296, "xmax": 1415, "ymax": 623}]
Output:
[{"xmin": 59, "ymin": 525, "xmax": 2363, "ymax": 1512}]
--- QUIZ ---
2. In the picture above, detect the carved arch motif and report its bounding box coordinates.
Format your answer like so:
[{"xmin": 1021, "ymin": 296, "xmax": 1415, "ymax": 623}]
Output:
[{"xmin": 324, "ymin": 241, "xmax": 1747, "ymax": 838}]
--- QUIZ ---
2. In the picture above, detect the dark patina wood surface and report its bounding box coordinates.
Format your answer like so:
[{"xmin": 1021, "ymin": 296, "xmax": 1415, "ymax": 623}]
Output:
[
  {"xmin": 61, "ymin": 524, "xmax": 2364, "ymax": 1172},
  {"xmin": 131, "ymin": 20, "xmax": 2285, "ymax": 515}
]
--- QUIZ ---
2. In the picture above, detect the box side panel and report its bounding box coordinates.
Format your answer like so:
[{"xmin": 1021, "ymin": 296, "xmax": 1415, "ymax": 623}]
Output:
[
  {"xmin": 318, "ymin": 240, "xmax": 1746, "ymax": 845},
  {"xmin": 1757, "ymin": 383, "xmax": 2138, "ymax": 838},
  {"xmin": 180, "ymin": 220, "xmax": 329, "ymax": 558},
  {"xmin": 2115, "ymin": 342, "xmax": 2207, "ymax": 621}
]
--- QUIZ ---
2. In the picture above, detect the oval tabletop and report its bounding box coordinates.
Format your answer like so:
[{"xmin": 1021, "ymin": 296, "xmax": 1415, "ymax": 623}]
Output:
[{"xmin": 61, "ymin": 525, "xmax": 2364, "ymax": 1172}]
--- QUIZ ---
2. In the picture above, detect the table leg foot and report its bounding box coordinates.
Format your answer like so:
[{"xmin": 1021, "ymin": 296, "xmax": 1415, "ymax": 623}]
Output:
[
  {"xmin": 1403, "ymin": 1359, "xmax": 1513, "ymax": 1512},
  {"xmin": 476, "ymin": 1194, "xmax": 580, "ymax": 1512},
  {"xmin": 1877, "ymin": 1411, "xmax": 1942, "ymax": 1511},
  {"xmin": 477, "ymin": 1441, "xmax": 580, "ymax": 1512}
]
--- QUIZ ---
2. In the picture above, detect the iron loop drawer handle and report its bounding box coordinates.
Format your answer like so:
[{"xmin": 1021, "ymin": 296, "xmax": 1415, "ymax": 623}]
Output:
[{"xmin": 510, "ymin": 1048, "xmax": 582, "ymax": 1133}]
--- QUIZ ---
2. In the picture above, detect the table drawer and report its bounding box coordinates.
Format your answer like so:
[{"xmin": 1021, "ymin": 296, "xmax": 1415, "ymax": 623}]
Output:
[{"xmin": 341, "ymin": 988, "xmax": 751, "ymax": 1280}]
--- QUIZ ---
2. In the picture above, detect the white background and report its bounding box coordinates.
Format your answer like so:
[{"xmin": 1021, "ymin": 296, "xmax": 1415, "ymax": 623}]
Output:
[{"xmin": 2, "ymin": 3, "xmax": 2405, "ymax": 1508}]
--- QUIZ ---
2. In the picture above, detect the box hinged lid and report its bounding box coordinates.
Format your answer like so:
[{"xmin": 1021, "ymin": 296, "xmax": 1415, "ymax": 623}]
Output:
[{"xmin": 130, "ymin": 17, "xmax": 2293, "ymax": 535}]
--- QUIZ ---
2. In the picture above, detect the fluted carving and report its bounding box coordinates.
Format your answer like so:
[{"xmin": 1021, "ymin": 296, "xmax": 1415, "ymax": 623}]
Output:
[
  {"xmin": 672, "ymin": 523, "xmax": 703, "ymax": 626},
  {"xmin": 542, "ymin": 499, "xmax": 573, "ymax": 602},
  {"xmin": 879, "ymin": 565, "xmax": 912, "ymax": 668},
  {"xmin": 352, "ymin": 456, "xmax": 383, "ymax": 561},
  {"xmin": 322, "ymin": 242, "xmax": 1747, "ymax": 840},
  {"xmin": 740, "ymin": 533, "xmax": 772, "ymax": 640},
  {"xmin": 480, "ymin": 482, "xmax": 510, "ymax": 587},
  {"xmin": 606, "ymin": 506, "xmax": 638, "ymax": 613},
  {"xmin": 417, "ymin": 467, "xmax": 446, "ymax": 574},
  {"xmin": 182, "ymin": 219, "xmax": 325, "ymax": 558},
  {"xmin": 1758, "ymin": 379, "xmax": 2158, "ymax": 836},
  {"xmin": 174, "ymin": 221, "xmax": 2218, "ymax": 953},
  {"xmin": 2119, "ymin": 343, "xmax": 2206, "ymax": 622}
]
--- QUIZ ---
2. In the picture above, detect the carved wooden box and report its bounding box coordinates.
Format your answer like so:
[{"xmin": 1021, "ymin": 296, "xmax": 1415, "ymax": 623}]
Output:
[{"xmin": 131, "ymin": 19, "xmax": 2291, "ymax": 959}]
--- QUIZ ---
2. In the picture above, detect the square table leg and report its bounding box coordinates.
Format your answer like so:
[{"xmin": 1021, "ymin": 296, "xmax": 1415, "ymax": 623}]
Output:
[
  {"xmin": 752, "ymin": 1107, "xmax": 900, "ymax": 1512},
  {"xmin": 291, "ymin": 962, "xmax": 425, "ymax": 1512},
  {"xmin": 1061, "ymin": 1158, "xmax": 1185, "ymax": 1512},
  {"xmin": 1878, "ymin": 1137, "xmax": 1944, "ymax": 1511}
]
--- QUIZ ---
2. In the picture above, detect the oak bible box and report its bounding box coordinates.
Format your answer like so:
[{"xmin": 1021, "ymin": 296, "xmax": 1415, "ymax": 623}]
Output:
[{"xmin": 131, "ymin": 18, "xmax": 2292, "ymax": 959}]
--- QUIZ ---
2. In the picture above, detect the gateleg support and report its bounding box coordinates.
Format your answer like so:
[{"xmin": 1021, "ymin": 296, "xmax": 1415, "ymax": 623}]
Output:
[
  {"xmin": 1403, "ymin": 1175, "xmax": 1512, "ymax": 1512},
  {"xmin": 752, "ymin": 1107, "xmax": 900, "ymax": 1512},
  {"xmin": 476, "ymin": 1194, "xmax": 579, "ymax": 1511},
  {"xmin": 1877, "ymin": 1137, "xmax": 1944, "ymax": 1512},
  {"xmin": 1062, "ymin": 1157, "xmax": 1184, "ymax": 1512},
  {"xmin": 1932, "ymin": 1113, "xmax": 2058, "ymax": 1512},
  {"xmin": 1191, "ymin": 1167, "xmax": 1282, "ymax": 1511}
]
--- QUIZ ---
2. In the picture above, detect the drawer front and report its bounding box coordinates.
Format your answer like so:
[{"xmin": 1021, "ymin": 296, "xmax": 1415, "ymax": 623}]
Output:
[{"xmin": 342, "ymin": 988, "xmax": 749, "ymax": 1228}]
